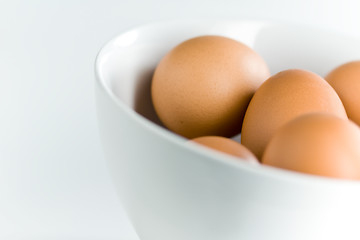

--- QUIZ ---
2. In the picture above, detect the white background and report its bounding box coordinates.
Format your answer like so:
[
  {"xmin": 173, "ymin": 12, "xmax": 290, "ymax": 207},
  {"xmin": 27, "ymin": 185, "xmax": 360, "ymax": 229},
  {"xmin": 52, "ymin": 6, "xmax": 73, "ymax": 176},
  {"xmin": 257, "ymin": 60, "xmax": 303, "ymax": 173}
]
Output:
[{"xmin": 1, "ymin": 0, "xmax": 359, "ymax": 239}]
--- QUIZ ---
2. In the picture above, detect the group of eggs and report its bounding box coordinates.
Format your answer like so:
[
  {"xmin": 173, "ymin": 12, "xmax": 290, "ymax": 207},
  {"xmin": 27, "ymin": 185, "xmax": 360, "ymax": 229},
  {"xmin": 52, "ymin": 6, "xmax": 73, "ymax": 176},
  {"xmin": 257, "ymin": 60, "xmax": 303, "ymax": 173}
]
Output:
[{"xmin": 151, "ymin": 35, "xmax": 360, "ymax": 180}]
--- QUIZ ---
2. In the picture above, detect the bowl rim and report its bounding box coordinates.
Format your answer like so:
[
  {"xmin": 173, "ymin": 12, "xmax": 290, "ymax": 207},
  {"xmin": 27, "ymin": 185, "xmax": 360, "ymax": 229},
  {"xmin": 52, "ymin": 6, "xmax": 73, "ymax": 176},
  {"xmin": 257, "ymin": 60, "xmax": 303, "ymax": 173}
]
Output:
[{"xmin": 95, "ymin": 18, "xmax": 360, "ymax": 189}]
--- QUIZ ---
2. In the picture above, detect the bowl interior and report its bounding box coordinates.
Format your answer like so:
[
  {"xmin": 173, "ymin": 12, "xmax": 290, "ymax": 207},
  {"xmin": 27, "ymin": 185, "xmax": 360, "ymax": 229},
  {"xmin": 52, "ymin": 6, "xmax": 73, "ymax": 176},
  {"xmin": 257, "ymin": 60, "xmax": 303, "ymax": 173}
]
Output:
[{"xmin": 96, "ymin": 20, "xmax": 360, "ymax": 128}]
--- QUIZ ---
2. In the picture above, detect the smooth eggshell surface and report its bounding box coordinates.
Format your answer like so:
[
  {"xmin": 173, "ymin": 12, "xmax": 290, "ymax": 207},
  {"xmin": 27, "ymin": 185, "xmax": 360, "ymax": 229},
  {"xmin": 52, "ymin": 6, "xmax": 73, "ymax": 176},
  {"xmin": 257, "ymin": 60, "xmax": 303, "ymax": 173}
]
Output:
[
  {"xmin": 262, "ymin": 113, "xmax": 360, "ymax": 180},
  {"xmin": 325, "ymin": 60, "xmax": 360, "ymax": 126},
  {"xmin": 152, "ymin": 35, "xmax": 270, "ymax": 139},
  {"xmin": 241, "ymin": 69, "xmax": 347, "ymax": 160}
]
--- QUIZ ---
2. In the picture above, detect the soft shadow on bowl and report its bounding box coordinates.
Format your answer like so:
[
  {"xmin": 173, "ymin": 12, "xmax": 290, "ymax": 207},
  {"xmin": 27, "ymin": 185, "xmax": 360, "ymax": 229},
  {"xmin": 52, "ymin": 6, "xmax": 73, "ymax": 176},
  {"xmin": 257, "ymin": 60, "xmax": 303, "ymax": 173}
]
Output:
[{"xmin": 133, "ymin": 67, "xmax": 165, "ymax": 128}]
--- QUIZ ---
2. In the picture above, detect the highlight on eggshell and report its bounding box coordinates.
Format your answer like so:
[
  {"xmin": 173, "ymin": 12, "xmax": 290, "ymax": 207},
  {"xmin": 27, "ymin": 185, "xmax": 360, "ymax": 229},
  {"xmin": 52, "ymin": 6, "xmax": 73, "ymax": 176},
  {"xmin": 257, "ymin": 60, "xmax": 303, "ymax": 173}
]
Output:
[
  {"xmin": 189, "ymin": 136, "xmax": 259, "ymax": 164},
  {"xmin": 262, "ymin": 113, "xmax": 360, "ymax": 180},
  {"xmin": 151, "ymin": 35, "xmax": 270, "ymax": 139},
  {"xmin": 325, "ymin": 60, "xmax": 360, "ymax": 126}
]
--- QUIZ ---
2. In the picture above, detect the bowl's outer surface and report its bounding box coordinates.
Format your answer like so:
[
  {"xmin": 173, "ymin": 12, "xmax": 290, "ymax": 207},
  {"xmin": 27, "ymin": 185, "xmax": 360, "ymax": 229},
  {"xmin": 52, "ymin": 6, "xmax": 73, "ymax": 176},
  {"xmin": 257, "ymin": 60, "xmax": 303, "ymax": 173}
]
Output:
[{"xmin": 95, "ymin": 20, "xmax": 360, "ymax": 240}]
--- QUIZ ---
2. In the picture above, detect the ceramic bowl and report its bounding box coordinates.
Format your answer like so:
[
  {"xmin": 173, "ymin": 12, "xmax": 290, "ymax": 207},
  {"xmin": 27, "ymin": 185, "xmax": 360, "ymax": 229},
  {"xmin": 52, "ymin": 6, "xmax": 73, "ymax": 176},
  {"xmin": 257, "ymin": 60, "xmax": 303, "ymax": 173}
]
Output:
[{"xmin": 95, "ymin": 20, "xmax": 360, "ymax": 240}]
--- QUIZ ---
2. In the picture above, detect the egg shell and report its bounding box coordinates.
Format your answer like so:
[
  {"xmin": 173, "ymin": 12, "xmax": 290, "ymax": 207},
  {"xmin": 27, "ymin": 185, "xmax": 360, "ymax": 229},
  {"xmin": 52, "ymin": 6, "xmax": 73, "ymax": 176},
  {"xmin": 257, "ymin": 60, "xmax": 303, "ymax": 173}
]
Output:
[
  {"xmin": 325, "ymin": 60, "xmax": 360, "ymax": 126},
  {"xmin": 262, "ymin": 113, "xmax": 360, "ymax": 180},
  {"xmin": 151, "ymin": 35, "xmax": 270, "ymax": 139},
  {"xmin": 241, "ymin": 69, "xmax": 347, "ymax": 160},
  {"xmin": 190, "ymin": 136, "xmax": 258, "ymax": 163}
]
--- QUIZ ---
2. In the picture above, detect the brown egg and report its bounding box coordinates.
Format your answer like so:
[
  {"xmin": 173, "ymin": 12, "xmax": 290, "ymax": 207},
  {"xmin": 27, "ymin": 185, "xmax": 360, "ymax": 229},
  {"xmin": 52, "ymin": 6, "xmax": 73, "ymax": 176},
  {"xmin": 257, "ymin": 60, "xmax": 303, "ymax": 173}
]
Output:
[
  {"xmin": 190, "ymin": 136, "xmax": 258, "ymax": 163},
  {"xmin": 152, "ymin": 35, "xmax": 270, "ymax": 139},
  {"xmin": 325, "ymin": 60, "xmax": 360, "ymax": 126},
  {"xmin": 241, "ymin": 69, "xmax": 347, "ymax": 160},
  {"xmin": 262, "ymin": 113, "xmax": 360, "ymax": 180}
]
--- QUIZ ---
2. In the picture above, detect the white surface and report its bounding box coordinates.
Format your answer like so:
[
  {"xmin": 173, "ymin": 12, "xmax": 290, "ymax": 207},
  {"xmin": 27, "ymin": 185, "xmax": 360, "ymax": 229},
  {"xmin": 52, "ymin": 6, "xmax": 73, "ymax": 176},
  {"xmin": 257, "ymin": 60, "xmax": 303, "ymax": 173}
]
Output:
[
  {"xmin": 96, "ymin": 20, "xmax": 360, "ymax": 240},
  {"xmin": 1, "ymin": 0, "xmax": 359, "ymax": 239}
]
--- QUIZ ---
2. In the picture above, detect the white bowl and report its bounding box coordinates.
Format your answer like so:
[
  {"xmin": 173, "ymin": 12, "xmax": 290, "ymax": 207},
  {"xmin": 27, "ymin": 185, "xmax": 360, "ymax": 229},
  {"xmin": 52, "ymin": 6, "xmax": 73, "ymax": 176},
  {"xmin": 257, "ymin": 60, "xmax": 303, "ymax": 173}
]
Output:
[{"xmin": 95, "ymin": 20, "xmax": 360, "ymax": 240}]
